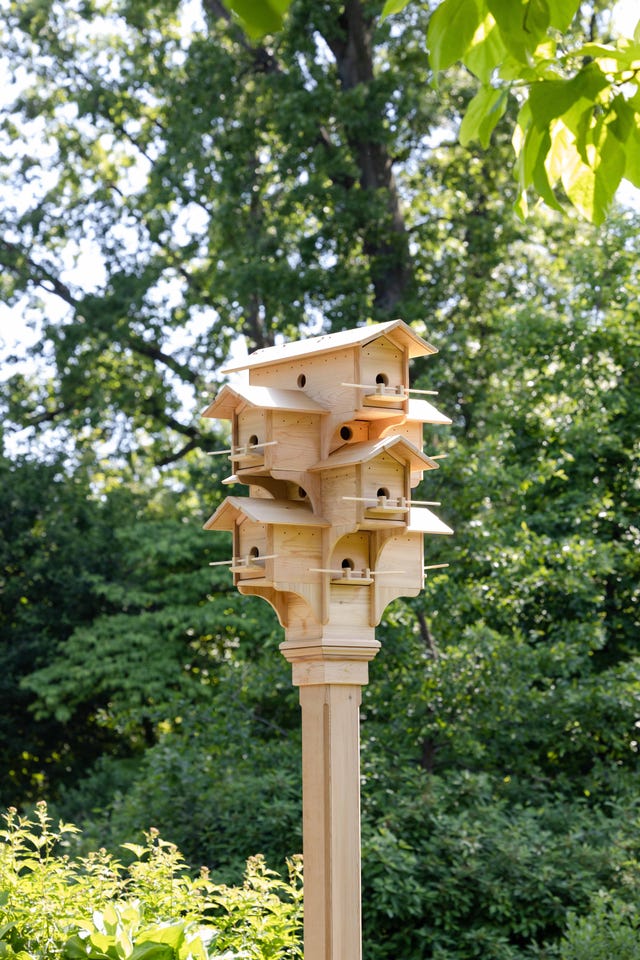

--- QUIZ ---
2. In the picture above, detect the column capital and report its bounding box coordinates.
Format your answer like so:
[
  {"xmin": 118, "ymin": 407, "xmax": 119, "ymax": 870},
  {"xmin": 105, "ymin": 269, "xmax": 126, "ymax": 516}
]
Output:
[{"xmin": 280, "ymin": 635, "xmax": 381, "ymax": 687}]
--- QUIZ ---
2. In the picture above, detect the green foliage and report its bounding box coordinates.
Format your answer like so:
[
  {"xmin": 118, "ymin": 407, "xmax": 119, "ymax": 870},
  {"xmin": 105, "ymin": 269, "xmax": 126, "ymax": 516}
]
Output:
[
  {"xmin": 558, "ymin": 898, "xmax": 640, "ymax": 960},
  {"xmin": 0, "ymin": 803, "xmax": 302, "ymax": 960},
  {"xmin": 227, "ymin": 0, "xmax": 640, "ymax": 223},
  {"xmin": 359, "ymin": 768, "xmax": 640, "ymax": 959},
  {"xmin": 429, "ymin": 0, "xmax": 640, "ymax": 222},
  {"xmin": 75, "ymin": 665, "xmax": 303, "ymax": 880}
]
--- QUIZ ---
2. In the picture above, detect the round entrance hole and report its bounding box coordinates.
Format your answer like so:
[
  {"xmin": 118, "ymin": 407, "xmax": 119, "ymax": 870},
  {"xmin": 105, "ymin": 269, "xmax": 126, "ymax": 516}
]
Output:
[
  {"xmin": 341, "ymin": 558, "xmax": 355, "ymax": 570},
  {"xmin": 375, "ymin": 373, "xmax": 389, "ymax": 386},
  {"xmin": 377, "ymin": 487, "xmax": 390, "ymax": 499},
  {"xmin": 340, "ymin": 425, "xmax": 353, "ymax": 441},
  {"xmin": 297, "ymin": 374, "xmax": 307, "ymax": 388}
]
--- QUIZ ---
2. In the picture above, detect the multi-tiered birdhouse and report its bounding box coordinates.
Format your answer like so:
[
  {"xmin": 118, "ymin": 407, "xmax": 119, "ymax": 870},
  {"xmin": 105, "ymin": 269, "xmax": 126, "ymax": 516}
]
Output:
[
  {"xmin": 203, "ymin": 319, "xmax": 453, "ymax": 960},
  {"xmin": 204, "ymin": 319, "xmax": 452, "ymax": 632}
]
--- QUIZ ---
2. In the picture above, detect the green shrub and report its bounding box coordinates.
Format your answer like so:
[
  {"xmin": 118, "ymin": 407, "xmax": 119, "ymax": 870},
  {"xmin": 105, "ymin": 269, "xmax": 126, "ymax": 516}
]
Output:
[
  {"xmin": 558, "ymin": 898, "xmax": 640, "ymax": 960},
  {"xmin": 0, "ymin": 803, "xmax": 302, "ymax": 960}
]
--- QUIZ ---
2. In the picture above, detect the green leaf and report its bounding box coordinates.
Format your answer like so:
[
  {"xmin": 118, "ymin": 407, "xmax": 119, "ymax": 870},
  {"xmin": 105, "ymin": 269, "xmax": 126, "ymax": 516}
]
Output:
[
  {"xmin": 623, "ymin": 117, "xmax": 640, "ymax": 188},
  {"xmin": 608, "ymin": 94, "xmax": 634, "ymax": 144},
  {"xmin": 547, "ymin": 0, "xmax": 580, "ymax": 30},
  {"xmin": 63, "ymin": 935, "xmax": 110, "ymax": 960},
  {"xmin": 128, "ymin": 943, "xmax": 174, "ymax": 960},
  {"xmin": 427, "ymin": 0, "xmax": 482, "ymax": 74},
  {"xmin": 488, "ymin": 0, "xmax": 550, "ymax": 62},
  {"xmin": 63, "ymin": 935, "xmax": 96, "ymax": 959},
  {"xmin": 120, "ymin": 843, "xmax": 147, "ymax": 859},
  {"xmin": 513, "ymin": 100, "xmax": 563, "ymax": 212},
  {"xmin": 528, "ymin": 63, "xmax": 609, "ymax": 129},
  {"xmin": 222, "ymin": 0, "xmax": 291, "ymax": 39},
  {"xmin": 380, "ymin": 0, "xmax": 411, "ymax": 19},
  {"xmin": 138, "ymin": 926, "xmax": 184, "ymax": 950},
  {"xmin": 549, "ymin": 107, "xmax": 626, "ymax": 224},
  {"xmin": 576, "ymin": 39, "xmax": 640, "ymax": 73},
  {"xmin": 460, "ymin": 85, "xmax": 507, "ymax": 147},
  {"xmin": 463, "ymin": 14, "xmax": 507, "ymax": 82}
]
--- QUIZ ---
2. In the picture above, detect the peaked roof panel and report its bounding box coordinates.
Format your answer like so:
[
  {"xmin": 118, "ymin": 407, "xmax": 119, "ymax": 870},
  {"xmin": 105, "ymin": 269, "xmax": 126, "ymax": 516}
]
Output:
[
  {"xmin": 309, "ymin": 436, "xmax": 439, "ymax": 473},
  {"xmin": 407, "ymin": 398, "xmax": 452, "ymax": 426},
  {"xmin": 203, "ymin": 383, "xmax": 329, "ymax": 419},
  {"xmin": 408, "ymin": 507, "xmax": 454, "ymax": 536},
  {"xmin": 222, "ymin": 320, "xmax": 437, "ymax": 374},
  {"xmin": 204, "ymin": 496, "xmax": 330, "ymax": 531}
]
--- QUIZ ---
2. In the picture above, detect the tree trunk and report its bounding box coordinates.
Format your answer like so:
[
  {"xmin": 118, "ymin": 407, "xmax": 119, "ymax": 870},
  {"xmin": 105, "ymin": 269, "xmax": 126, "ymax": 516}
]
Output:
[{"xmin": 323, "ymin": 0, "xmax": 413, "ymax": 316}]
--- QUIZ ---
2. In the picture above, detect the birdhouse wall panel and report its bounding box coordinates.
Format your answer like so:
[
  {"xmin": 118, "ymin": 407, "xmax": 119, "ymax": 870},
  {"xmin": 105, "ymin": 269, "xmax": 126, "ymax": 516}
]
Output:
[
  {"xmin": 330, "ymin": 586, "xmax": 372, "ymax": 629},
  {"xmin": 248, "ymin": 483, "xmax": 277, "ymax": 499},
  {"xmin": 379, "ymin": 420, "xmax": 424, "ymax": 450},
  {"xmin": 363, "ymin": 454, "xmax": 404, "ymax": 501},
  {"xmin": 372, "ymin": 532, "xmax": 424, "ymax": 624},
  {"xmin": 233, "ymin": 408, "xmax": 268, "ymax": 472},
  {"xmin": 277, "ymin": 582, "xmax": 324, "ymax": 624},
  {"xmin": 321, "ymin": 468, "xmax": 360, "ymax": 530},
  {"xmin": 236, "ymin": 520, "xmax": 269, "ymax": 580},
  {"xmin": 272, "ymin": 526, "xmax": 323, "ymax": 584},
  {"xmin": 330, "ymin": 532, "xmax": 370, "ymax": 575},
  {"xmin": 248, "ymin": 350, "xmax": 356, "ymax": 409},
  {"xmin": 373, "ymin": 533, "xmax": 422, "ymax": 587},
  {"xmin": 271, "ymin": 412, "xmax": 322, "ymax": 471},
  {"xmin": 360, "ymin": 337, "xmax": 404, "ymax": 386},
  {"xmin": 237, "ymin": 408, "xmax": 267, "ymax": 447},
  {"xmin": 328, "ymin": 419, "xmax": 369, "ymax": 454}
]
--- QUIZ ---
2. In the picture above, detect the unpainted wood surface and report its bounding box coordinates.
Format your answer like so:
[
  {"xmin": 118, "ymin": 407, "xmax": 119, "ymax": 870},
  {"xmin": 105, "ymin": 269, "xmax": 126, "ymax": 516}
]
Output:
[{"xmin": 221, "ymin": 318, "xmax": 437, "ymax": 374}]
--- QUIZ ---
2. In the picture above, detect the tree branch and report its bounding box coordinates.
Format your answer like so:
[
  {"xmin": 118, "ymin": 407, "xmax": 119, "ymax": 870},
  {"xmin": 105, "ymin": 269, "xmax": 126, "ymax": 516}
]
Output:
[{"xmin": 416, "ymin": 607, "xmax": 439, "ymax": 660}]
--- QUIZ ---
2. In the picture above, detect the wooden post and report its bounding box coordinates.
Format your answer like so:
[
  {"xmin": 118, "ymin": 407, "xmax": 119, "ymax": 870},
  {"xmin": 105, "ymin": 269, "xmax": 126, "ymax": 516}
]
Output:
[{"xmin": 280, "ymin": 632, "xmax": 380, "ymax": 960}]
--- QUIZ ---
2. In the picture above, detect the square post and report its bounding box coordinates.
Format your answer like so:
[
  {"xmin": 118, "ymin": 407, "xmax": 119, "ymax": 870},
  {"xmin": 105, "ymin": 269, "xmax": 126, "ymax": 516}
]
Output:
[{"xmin": 281, "ymin": 634, "xmax": 380, "ymax": 960}]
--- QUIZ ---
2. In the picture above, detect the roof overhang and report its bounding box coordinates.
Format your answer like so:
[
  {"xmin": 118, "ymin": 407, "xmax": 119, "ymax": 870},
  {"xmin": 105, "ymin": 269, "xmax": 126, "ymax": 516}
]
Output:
[
  {"xmin": 222, "ymin": 320, "xmax": 437, "ymax": 374},
  {"xmin": 310, "ymin": 436, "xmax": 439, "ymax": 473},
  {"xmin": 204, "ymin": 496, "xmax": 330, "ymax": 531},
  {"xmin": 407, "ymin": 397, "xmax": 452, "ymax": 426},
  {"xmin": 408, "ymin": 507, "xmax": 454, "ymax": 536},
  {"xmin": 203, "ymin": 383, "xmax": 329, "ymax": 420}
]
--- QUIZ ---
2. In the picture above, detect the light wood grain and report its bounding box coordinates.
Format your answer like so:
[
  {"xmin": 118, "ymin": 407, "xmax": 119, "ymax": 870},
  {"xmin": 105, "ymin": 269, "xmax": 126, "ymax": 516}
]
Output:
[{"xmin": 203, "ymin": 320, "xmax": 454, "ymax": 960}]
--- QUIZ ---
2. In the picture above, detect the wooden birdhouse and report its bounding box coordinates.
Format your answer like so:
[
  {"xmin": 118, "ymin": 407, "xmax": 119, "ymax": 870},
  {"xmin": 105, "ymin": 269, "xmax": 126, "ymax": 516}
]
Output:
[
  {"xmin": 310, "ymin": 434, "xmax": 440, "ymax": 533},
  {"xmin": 203, "ymin": 320, "xmax": 454, "ymax": 960},
  {"xmin": 204, "ymin": 320, "xmax": 453, "ymax": 630},
  {"xmin": 203, "ymin": 383, "xmax": 328, "ymax": 498}
]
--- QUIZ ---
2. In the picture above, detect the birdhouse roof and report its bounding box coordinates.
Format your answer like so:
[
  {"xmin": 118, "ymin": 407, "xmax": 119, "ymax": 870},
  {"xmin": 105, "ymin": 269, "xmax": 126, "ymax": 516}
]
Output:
[
  {"xmin": 204, "ymin": 496, "xmax": 330, "ymax": 531},
  {"xmin": 202, "ymin": 383, "xmax": 329, "ymax": 420},
  {"xmin": 221, "ymin": 320, "xmax": 437, "ymax": 374},
  {"xmin": 309, "ymin": 436, "xmax": 439, "ymax": 473},
  {"xmin": 408, "ymin": 507, "xmax": 454, "ymax": 536},
  {"xmin": 407, "ymin": 398, "xmax": 452, "ymax": 426}
]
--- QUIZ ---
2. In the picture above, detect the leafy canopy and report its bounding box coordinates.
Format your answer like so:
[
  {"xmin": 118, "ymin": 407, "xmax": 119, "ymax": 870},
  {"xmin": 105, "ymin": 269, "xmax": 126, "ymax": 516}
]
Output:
[{"xmin": 224, "ymin": 0, "xmax": 640, "ymax": 224}]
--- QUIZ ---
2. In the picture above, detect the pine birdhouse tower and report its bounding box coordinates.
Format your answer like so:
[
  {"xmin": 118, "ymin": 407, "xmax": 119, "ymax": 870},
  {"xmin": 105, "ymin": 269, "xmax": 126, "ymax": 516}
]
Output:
[{"xmin": 203, "ymin": 320, "xmax": 452, "ymax": 960}]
